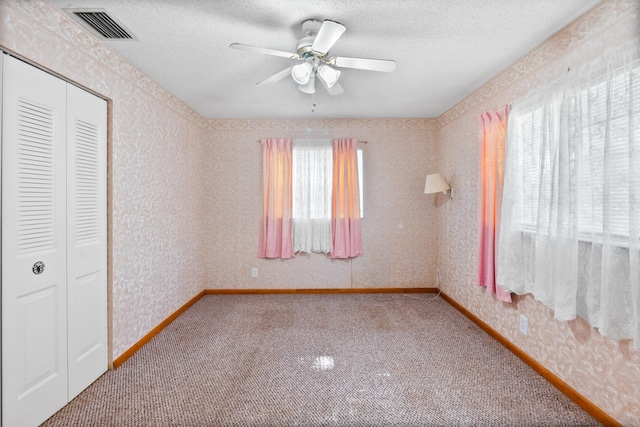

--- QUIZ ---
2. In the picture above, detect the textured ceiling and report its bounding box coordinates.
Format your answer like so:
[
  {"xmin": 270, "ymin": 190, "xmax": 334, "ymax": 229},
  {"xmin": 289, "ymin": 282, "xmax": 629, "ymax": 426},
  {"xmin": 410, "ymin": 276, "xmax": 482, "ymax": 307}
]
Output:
[{"xmin": 47, "ymin": 0, "xmax": 601, "ymax": 119}]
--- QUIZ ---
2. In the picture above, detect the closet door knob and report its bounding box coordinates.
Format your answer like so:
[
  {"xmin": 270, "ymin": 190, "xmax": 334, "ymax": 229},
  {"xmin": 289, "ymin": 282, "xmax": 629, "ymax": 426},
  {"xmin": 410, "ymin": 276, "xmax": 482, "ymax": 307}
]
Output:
[{"xmin": 32, "ymin": 261, "xmax": 45, "ymax": 275}]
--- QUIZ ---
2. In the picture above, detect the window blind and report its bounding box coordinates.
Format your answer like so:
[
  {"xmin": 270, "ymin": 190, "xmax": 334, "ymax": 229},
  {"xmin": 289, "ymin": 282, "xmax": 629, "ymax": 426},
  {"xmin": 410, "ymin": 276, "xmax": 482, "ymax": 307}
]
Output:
[{"xmin": 514, "ymin": 59, "xmax": 640, "ymax": 241}]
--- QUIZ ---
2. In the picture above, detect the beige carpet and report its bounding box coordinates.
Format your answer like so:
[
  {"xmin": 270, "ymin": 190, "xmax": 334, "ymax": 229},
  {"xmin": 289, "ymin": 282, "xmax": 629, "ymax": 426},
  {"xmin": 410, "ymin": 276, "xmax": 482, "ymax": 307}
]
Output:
[{"xmin": 43, "ymin": 293, "xmax": 601, "ymax": 426}]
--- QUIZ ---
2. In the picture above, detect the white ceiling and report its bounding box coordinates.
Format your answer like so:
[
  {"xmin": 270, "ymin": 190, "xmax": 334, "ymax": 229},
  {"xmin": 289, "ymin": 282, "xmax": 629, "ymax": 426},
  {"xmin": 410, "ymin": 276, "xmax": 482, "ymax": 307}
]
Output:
[{"xmin": 47, "ymin": 0, "xmax": 601, "ymax": 119}]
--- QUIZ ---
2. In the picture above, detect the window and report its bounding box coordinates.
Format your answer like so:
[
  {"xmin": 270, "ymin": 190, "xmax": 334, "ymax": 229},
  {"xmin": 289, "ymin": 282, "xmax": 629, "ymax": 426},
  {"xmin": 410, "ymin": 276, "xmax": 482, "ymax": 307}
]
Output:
[
  {"xmin": 511, "ymin": 60, "xmax": 639, "ymax": 241},
  {"xmin": 292, "ymin": 140, "xmax": 332, "ymax": 221},
  {"xmin": 291, "ymin": 139, "xmax": 363, "ymax": 254},
  {"xmin": 510, "ymin": 103, "xmax": 544, "ymax": 232},
  {"xmin": 575, "ymin": 69, "xmax": 637, "ymax": 240},
  {"xmin": 498, "ymin": 40, "xmax": 640, "ymax": 346},
  {"xmin": 292, "ymin": 140, "xmax": 332, "ymax": 254}
]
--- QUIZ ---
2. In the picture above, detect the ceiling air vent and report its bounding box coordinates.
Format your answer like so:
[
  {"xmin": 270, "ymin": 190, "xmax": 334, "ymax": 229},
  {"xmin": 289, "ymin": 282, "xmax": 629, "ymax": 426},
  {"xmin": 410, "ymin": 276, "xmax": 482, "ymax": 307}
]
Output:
[{"xmin": 68, "ymin": 9, "xmax": 136, "ymax": 40}]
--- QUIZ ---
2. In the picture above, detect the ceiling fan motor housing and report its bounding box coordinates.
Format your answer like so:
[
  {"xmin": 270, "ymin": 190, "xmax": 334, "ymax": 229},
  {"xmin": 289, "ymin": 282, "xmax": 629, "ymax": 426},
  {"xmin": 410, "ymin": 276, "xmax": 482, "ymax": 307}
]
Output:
[
  {"xmin": 297, "ymin": 19, "xmax": 324, "ymax": 58},
  {"xmin": 296, "ymin": 36, "xmax": 315, "ymax": 57}
]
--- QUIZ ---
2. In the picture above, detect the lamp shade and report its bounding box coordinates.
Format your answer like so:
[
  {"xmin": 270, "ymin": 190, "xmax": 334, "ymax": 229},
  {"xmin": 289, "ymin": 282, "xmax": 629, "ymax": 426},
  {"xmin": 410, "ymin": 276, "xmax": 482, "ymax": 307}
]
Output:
[{"xmin": 424, "ymin": 173, "xmax": 451, "ymax": 194}]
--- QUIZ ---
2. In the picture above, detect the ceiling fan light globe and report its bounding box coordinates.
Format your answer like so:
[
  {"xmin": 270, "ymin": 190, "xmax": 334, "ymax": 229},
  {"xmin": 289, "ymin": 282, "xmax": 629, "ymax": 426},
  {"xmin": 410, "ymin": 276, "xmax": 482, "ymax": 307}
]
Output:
[
  {"xmin": 291, "ymin": 62, "xmax": 313, "ymax": 84},
  {"xmin": 298, "ymin": 76, "xmax": 316, "ymax": 94},
  {"xmin": 317, "ymin": 65, "xmax": 340, "ymax": 88}
]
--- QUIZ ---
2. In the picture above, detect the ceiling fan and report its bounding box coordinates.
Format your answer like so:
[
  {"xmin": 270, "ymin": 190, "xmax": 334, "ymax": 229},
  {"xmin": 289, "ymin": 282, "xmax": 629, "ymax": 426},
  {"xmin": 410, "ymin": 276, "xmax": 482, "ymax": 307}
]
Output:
[{"xmin": 230, "ymin": 19, "xmax": 396, "ymax": 96}]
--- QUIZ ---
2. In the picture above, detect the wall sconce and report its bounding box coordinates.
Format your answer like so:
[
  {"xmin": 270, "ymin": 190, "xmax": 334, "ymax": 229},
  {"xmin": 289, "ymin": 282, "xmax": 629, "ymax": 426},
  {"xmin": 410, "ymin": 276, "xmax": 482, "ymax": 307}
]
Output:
[{"xmin": 424, "ymin": 173, "xmax": 453, "ymax": 199}]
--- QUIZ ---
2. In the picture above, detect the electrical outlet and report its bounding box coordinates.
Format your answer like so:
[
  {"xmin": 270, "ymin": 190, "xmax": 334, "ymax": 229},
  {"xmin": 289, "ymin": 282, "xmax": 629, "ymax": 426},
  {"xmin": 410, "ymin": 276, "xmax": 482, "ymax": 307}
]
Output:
[
  {"xmin": 251, "ymin": 268, "xmax": 258, "ymax": 278},
  {"xmin": 519, "ymin": 315, "xmax": 528, "ymax": 336}
]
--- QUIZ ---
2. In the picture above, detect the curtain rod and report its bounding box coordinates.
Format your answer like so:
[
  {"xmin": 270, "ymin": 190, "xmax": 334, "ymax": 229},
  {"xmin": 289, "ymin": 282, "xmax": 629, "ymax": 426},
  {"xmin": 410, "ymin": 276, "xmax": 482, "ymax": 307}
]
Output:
[{"xmin": 256, "ymin": 139, "xmax": 367, "ymax": 144}]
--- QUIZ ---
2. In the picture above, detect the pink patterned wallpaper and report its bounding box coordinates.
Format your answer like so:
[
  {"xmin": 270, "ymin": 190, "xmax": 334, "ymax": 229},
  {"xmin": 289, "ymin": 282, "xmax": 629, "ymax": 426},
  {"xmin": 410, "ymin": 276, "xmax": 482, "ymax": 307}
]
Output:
[
  {"xmin": 1, "ymin": 0, "xmax": 206, "ymax": 360},
  {"xmin": 436, "ymin": 0, "xmax": 640, "ymax": 424},
  {"xmin": 2, "ymin": 0, "xmax": 639, "ymax": 424},
  {"xmin": 203, "ymin": 119, "xmax": 439, "ymax": 290}
]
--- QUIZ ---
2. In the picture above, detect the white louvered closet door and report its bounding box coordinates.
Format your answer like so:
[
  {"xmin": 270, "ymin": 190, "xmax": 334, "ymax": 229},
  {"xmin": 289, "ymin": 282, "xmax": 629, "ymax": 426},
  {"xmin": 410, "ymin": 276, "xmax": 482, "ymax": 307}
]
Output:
[
  {"xmin": 1, "ymin": 54, "xmax": 107, "ymax": 427},
  {"xmin": 66, "ymin": 83, "xmax": 108, "ymax": 400},
  {"xmin": 1, "ymin": 54, "xmax": 69, "ymax": 427}
]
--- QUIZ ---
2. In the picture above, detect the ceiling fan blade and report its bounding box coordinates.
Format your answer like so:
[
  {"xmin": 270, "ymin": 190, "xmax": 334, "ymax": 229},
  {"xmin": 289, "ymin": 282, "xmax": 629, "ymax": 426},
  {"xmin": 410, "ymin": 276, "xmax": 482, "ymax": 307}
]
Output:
[
  {"xmin": 333, "ymin": 56, "xmax": 396, "ymax": 72},
  {"xmin": 230, "ymin": 43, "xmax": 299, "ymax": 60},
  {"xmin": 326, "ymin": 81, "xmax": 344, "ymax": 96},
  {"xmin": 311, "ymin": 20, "xmax": 346, "ymax": 55},
  {"xmin": 256, "ymin": 67, "xmax": 293, "ymax": 86}
]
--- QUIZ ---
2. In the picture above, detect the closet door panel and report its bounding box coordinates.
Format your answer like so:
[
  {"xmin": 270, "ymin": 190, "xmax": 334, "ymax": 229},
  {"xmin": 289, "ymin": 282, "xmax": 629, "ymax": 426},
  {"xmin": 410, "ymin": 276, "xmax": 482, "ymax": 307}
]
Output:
[
  {"xmin": 66, "ymin": 83, "xmax": 108, "ymax": 400},
  {"xmin": 1, "ymin": 54, "xmax": 69, "ymax": 427}
]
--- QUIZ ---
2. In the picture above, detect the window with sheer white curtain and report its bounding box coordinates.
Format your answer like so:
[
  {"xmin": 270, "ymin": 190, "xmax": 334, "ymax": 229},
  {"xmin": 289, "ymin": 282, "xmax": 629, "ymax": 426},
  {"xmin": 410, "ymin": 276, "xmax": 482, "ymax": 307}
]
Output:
[
  {"xmin": 292, "ymin": 140, "xmax": 333, "ymax": 253},
  {"xmin": 292, "ymin": 139, "xmax": 363, "ymax": 254},
  {"xmin": 498, "ymin": 39, "xmax": 640, "ymax": 347}
]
